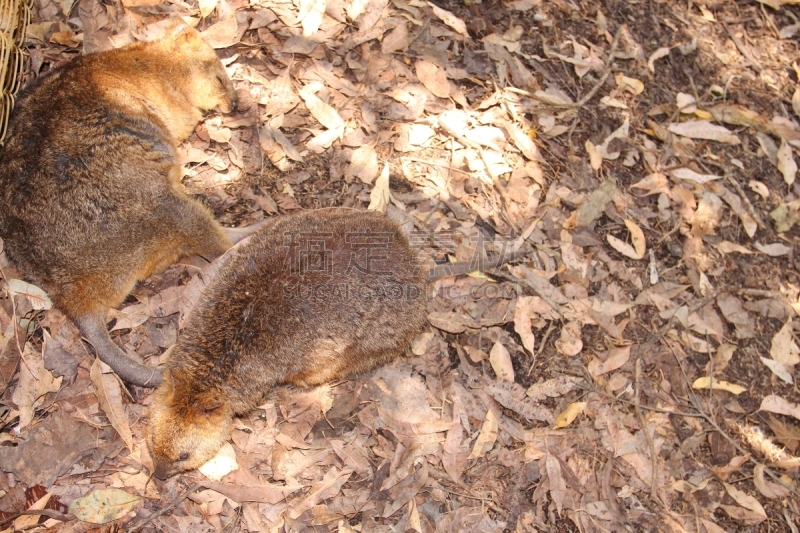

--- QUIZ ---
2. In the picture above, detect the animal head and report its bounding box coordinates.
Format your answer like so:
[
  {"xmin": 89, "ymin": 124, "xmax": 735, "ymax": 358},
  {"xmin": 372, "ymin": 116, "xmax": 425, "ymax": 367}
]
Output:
[
  {"xmin": 147, "ymin": 369, "xmax": 233, "ymax": 479},
  {"xmin": 157, "ymin": 23, "xmax": 238, "ymax": 114}
]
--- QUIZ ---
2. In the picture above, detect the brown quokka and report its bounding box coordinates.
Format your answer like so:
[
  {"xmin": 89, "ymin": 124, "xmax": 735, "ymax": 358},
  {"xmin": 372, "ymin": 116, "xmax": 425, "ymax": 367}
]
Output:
[
  {"xmin": 147, "ymin": 209, "xmax": 428, "ymax": 478},
  {"xmin": 0, "ymin": 21, "xmax": 252, "ymax": 387}
]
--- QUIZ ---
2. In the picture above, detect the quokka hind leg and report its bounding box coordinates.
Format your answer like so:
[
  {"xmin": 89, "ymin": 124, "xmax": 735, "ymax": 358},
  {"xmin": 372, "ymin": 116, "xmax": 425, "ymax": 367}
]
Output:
[{"xmin": 74, "ymin": 310, "xmax": 164, "ymax": 387}]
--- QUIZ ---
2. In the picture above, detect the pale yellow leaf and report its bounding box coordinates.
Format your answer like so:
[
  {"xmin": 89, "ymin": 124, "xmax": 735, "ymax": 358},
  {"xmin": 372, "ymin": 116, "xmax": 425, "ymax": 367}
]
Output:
[
  {"xmin": 614, "ymin": 73, "xmax": 644, "ymax": 95},
  {"xmin": 777, "ymin": 140, "xmax": 797, "ymax": 185},
  {"xmin": 647, "ymin": 47, "xmax": 670, "ymax": 73},
  {"xmin": 68, "ymin": 489, "xmax": 140, "ymax": 524},
  {"xmin": 554, "ymin": 401, "xmax": 586, "ymax": 428},
  {"xmin": 691, "ymin": 376, "xmax": 747, "ymax": 395}
]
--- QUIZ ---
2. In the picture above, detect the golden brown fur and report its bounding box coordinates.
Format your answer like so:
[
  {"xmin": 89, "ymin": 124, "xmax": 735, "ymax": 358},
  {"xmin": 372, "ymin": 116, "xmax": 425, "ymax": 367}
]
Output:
[
  {"xmin": 0, "ymin": 22, "xmax": 241, "ymax": 387},
  {"xmin": 147, "ymin": 209, "xmax": 427, "ymax": 478}
]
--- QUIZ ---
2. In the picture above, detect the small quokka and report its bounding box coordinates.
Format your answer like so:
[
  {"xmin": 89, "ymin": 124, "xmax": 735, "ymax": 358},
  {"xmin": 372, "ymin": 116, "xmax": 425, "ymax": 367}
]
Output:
[
  {"xmin": 0, "ymin": 21, "xmax": 250, "ymax": 387},
  {"xmin": 147, "ymin": 209, "xmax": 428, "ymax": 478}
]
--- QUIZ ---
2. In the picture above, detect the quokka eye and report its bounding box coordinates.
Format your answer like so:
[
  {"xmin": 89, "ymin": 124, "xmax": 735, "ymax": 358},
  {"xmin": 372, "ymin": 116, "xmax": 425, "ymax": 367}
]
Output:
[{"xmin": 178, "ymin": 452, "xmax": 190, "ymax": 462}]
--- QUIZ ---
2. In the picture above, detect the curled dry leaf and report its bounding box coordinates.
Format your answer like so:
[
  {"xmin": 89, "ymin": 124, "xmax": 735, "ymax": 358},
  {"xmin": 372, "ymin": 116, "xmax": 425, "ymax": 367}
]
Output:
[
  {"xmin": 554, "ymin": 401, "xmax": 586, "ymax": 429},
  {"xmin": 753, "ymin": 464, "xmax": 791, "ymax": 499},
  {"xmin": 367, "ymin": 163, "xmax": 390, "ymax": 212},
  {"xmin": 513, "ymin": 297, "xmax": 535, "ymax": 355},
  {"xmin": 647, "ymin": 47, "xmax": 670, "ymax": 73},
  {"xmin": 489, "ymin": 342, "xmax": 514, "ymax": 382},
  {"xmin": 614, "ymin": 73, "xmax": 644, "ymax": 95},
  {"xmin": 691, "ymin": 377, "xmax": 747, "ymax": 395},
  {"xmin": 722, "ymin": 483, "xmax": 767, "ymax": 524},
  {"xmin": 607, "ymin": 219, "xmax": 646, "ymax": 260},
  {"xmin": 555, "ymin": 321, "xmax": 583, "ymax": 356},
  {"xmin": 588, "ymin": 346, "xmax": 631, "ymax": 377},
  {"xmin": 468, "ymin": 409, "xmax": 498, "ymax": 459},
  {"xmin": 91, "ymin": 359, "xmax": 134, "ymax": 451},
  {"xmin": 586, "ymin": 139, "xmax": 603, "ymax": 170}
]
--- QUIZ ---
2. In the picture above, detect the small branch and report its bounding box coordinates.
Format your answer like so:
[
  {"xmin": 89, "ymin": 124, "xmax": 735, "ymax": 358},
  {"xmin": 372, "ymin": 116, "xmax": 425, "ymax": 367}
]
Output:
[{"xmin": 125, "ymin": 482, "xmax": 205, "ymax": 533}]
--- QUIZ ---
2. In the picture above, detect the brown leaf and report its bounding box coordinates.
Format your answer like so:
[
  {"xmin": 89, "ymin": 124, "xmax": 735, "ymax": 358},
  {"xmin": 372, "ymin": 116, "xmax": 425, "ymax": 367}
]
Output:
[
  {"xmin": 416, "ymin": 60, "xmax": 450, "ymax": 99},
  {"xmin": 12, "ymin": 343, "xmax": 62, "ymax": 429},
  {"xmin": 91, "ymin": 359, "xmax": 133, "ymax": 451}
]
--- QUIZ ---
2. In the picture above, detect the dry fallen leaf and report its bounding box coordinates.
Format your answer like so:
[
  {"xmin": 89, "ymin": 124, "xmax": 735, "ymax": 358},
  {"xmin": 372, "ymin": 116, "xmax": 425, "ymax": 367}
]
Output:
[
  {"xmin": 588, "ymin": 346, "xmax": 631, "ymax": 377},
  {"xmin": 760, "ymin": 394, "xmax": 800, "ymax": 420},
  {"xmin": 647, "ymin": 47, "xmax": 670, "ymax": 72},
  {"xmin": 68, "ymin": 488, "xmax": 140, "ymax": 524},
  {"xmin": 489, "ymin": 342, "xmax": 514, "ymax": 382},
  {"xmin": 367, "ymin": 163, "xmax": 390, "ymax": 212},
  {"xmin": 607, "ymin": 219, "xmax": 646, "ymax": 260},
  {"xmin": 91, "ymin": 359, "xmax": 134, "ymax": 451},
  {"xmin": 691, "ymin": 377, "xmax": 747, "ymax": 395},
  {"xmin": 777, "ymin": 140, "xmax": 798, "ymax": 185},
  {"xmin": 668, "ymin": 120, "xmax": 741, "ymax": 144},
  {"xmin": 469, "ymin": 409, "xmax": 498, "ymax": 459},
  {"xmin": 554, "ymin": 401, "xmax": 586, "ymax": 429},
  {"xmin": 722, "ymin": 483, "xmax": 767, "ymax": 524},
  {"xmin": 416, "ymin": 60, "xmax": 450, "ymax": 99},
  {"xmin": 6, "ymin": 279, "xmax": 52, "ymax": 311},
  {"xmin": 11, "ymin": 343, "xmax": 62, "ymax": 429}
]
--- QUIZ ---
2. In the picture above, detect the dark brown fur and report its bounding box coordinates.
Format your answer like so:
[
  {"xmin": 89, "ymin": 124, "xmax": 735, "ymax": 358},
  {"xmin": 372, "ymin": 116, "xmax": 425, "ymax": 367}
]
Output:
[
  {"xmin": 0, "ymin": 22, "xmax": 242, "ymax": 387},
  {"xmin": 147, "ymin": 209, "xmax": 427, "ymax": 478}
]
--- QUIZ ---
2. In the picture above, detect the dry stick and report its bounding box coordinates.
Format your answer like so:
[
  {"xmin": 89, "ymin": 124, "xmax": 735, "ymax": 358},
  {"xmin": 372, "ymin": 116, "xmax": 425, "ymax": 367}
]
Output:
[
  {"xmin": 125, "ymin": 482, "xmax": 206, "ymax": 533},
  {"xmin": 0, "ymin": 509, "xmax": 72, "ymax": 528},
  {"xmin": 722, "ymin": 21, "xmax": 763, "ymax": 73}
]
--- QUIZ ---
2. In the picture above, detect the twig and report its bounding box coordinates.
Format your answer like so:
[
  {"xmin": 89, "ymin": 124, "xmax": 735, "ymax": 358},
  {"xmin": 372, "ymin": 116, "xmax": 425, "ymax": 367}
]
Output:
[
  {"xmin": 721, "ymin": 22, "xmax": 762, "ymax": 73},
  {"xmin": 548, "ymin": 25, "xmax": 624, "ymax": 110},
  {"xmin": 125, "ymin": 482, "xmax": 205, "ymax": 533},
  {"xmin": 634, "ymin": 291, "xmax": 719, "ymax": 359},
  {"xmin": 666, "ymin": 342, "xmax": 800, "ymax": 500},
  {"xmin": 527, "ymin": 321, "xmax": 554, "ymax": 376},
  {"xmin": 0, "ymin": 509, "xmax": 72, "ymax": 528}
]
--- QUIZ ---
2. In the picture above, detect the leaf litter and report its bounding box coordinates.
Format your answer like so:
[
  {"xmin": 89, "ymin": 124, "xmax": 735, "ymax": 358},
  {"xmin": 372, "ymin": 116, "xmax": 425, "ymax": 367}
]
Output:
[{"xmin": 0, "ymin": 0, "xmax": 800, "ymax": 530}]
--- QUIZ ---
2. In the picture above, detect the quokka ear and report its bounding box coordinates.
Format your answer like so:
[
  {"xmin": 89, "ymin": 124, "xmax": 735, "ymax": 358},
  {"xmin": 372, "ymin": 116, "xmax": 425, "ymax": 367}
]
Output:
[{"xmin": 192, "ymin": 391, "xmax": 226, "ymax": 416}]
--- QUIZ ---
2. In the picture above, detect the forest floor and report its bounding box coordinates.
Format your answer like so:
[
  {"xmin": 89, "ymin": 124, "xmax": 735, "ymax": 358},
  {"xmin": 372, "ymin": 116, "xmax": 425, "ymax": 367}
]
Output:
[{"xmin": 2, "ymin": 0, "xmax": 800, "ymax": 531}]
